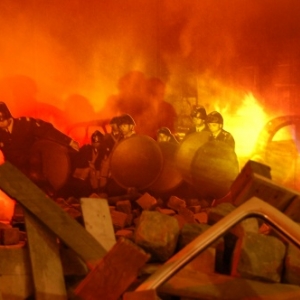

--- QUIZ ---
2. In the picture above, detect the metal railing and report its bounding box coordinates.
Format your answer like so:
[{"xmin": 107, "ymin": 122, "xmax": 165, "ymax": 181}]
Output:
[{"xmin": 133, "ymin": 197, "xmax": 300, "ymax": 292}]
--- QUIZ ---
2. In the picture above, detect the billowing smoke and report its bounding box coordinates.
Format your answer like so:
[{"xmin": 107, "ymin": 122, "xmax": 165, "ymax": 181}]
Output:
[{"xmin": 0, "ymin": 0, "xmax": 299, "ymax": 132}]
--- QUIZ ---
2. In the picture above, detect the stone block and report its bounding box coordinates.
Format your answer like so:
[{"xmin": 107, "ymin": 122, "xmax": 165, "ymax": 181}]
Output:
[
  {"xmin": 231, "ymin": 232, "xmax": 286, "ymax": 283},
  {"xmin": 134, "ymin": 211, "xmax": 180, "ymax": 262},
  {"xmin": 183, "ymin": 247, "xmax": 216, "ymax": 274},
  {"xmin": 207, "ymin": 203, "xmax": 236, "ymax": 225}
]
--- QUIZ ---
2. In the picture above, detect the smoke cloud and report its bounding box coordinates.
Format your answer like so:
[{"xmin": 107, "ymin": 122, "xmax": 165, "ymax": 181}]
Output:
[{"xmin": 0, "ymin": 0, "xmax": 299, "ymax": 124}]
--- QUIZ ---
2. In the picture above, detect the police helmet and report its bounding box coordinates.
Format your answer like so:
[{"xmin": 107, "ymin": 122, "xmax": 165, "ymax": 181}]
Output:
[
  {"xmin": 206, "ymin": 111, "xmax": 223, "ymax": 124},
  {"xmin": 0, "ymin": 102, "xmax": 12, "ymax": 121},
  {"xmin": 157, "ymin": 127, "xmax": 172, "ymax": 136},
  {"xmin": 191, "ymin": 106, "xmax": 207, "ymax": 120},
  {"xmin": 109, "ymin": 116, "xmax": 121, "ymax": 125},
  {"xmin": 91, "ymin": 130, "xmax": 104, "ymax": 143},
  {"xmin": 119, "ymin": 114, "xmax": 136, "ymax": 126}
]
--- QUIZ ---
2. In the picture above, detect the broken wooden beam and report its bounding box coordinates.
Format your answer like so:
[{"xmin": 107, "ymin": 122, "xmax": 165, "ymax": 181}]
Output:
[
  {"xmin": 24, "ymin": 209, "xmax": 67, "ymax": 300},
  {"xmin": 0, "ymin": 162, "xmax": 106, "ymax": 268}
]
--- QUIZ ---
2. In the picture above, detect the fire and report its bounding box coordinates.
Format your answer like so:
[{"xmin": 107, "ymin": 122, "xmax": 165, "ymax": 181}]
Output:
[{"xmin": 224, "ymin": 93, "xmax": 268, "ymax": 159}]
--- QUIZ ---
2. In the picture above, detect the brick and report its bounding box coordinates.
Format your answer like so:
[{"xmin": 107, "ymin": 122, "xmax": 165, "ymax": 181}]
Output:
[
  {"xmin": 194, "ymin": 212, "xmax": 208, "ymax": 224},
  {"xmin": 188, "ymin": 205, "xmax": 201, "ymax": 214},
  {"xmin": 173, "ymin": 214, "xmax": 187, "ymax": 229},
  {"xmin": 126, "ymin": 213, "xmax": 134, "ymax": 227},
  {"xmin": 134, "ymin": 211, "xmax": 180, "ymax": 262},
  {"xmin": 156, "ymin": 207, "xmax": 176, "ymax": 216},
  {"xmin": 116, "ymin": 200, "xmax": 132, "ymax": 215},
  {"xmin": 167, "ymin": 196, "xmax": 186, "ymax": 211},
  {"xmin": 115, "ymin": 229, "xmax": 134, "ymax": 240},
  {"xmin": 110, "ymin": 210, "xmax": 128, "ymax": 230},
  {"xmin": 178, "ymin": 207, "xmax": 195, "ymax": 224},
  {"xmin": 75, "ymin": 237, "xmax": 150, "ymax": 300},
  {"xmin": 136, "ymin": 193, "xmax": 157, "ymax": 210}
]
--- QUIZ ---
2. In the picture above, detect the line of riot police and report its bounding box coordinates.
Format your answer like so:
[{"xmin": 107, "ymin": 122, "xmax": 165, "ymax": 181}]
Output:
[{"xmin": 0, "ymin": 101, "xmax": 239, "ymax": 204}]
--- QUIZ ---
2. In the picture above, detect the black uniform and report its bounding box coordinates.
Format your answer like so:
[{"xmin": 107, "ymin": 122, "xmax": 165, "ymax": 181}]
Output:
[
  {"xmin": 209, "ymin": 129, "xmax": 235, "ymax": 150},
  {"xmin": 0, "ymin": 117, "xmax": 73, "ymax": 173},
  {"xmin": 70, "ymin": 143, "xmax": 106, "ymax": 197},
  {"xmin": 185, "ymin": 124, "xmax": 210, "ymax": 135}
]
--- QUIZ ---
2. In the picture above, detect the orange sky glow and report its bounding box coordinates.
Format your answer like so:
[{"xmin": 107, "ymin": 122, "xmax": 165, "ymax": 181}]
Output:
[{"xmin": 0, "ymin": 0, "xmax": 300, "ymax": 212}]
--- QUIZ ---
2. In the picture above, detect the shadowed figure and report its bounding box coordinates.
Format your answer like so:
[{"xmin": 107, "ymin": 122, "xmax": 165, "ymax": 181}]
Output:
[{"xmin": 99, "ymin": 71, "xmax": 177, "ymax": 138}]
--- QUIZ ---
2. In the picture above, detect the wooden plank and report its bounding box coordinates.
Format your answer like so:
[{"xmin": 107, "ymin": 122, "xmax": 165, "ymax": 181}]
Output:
[
  {"xmin": 159, "ymin": 269, "xmax": 300, "ymax": 299},
  {"xmin": 0, "ymin": 162, "xmax": 106, "ymax": 268},
  {"xmin": 75, "ymin": 237, "xmax": 150, "ymax": 300},
  {"xmin": 80, "ymin": 197, "xmax": 116, "ymax": 251},
  {"xmin": 24, "ymin": 209, "xmax": 67, "ymax": 300}
]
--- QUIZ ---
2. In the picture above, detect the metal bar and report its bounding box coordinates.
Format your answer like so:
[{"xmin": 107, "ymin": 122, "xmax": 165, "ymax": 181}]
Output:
[{"xmin": 135, "ymin": 197, "xmax": 300, "ymax": 291}]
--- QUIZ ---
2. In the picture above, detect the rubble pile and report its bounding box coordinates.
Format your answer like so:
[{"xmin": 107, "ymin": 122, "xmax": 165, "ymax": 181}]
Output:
[
  {"xmin": 1, "ymin": 160, "xmax": 300, "ymax": 299},
  {"xmin": 1, "ymin": 190, "xmax": 300, "ymax": 299}
]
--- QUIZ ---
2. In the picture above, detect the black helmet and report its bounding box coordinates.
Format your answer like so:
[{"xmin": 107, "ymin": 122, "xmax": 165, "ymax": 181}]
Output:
[
  {"xmin": 109, "ymin": 116, "xmax": 121, "ymax": 125},
  {"xmin": 91, "ymin": 130, "xmax": 104, "ymax": 143},
  {"xmin": 119, "ymin": 113, "xmax": 136, "ymax": 126},
  {"xmin": 157, "ymin": 127, "xmax": 172, "ymax": 136},
  {"xmin": 0, "ymin": 102, "xmax": 12, "ymax": 121},
  {"xmin": 191, "ymin": 106, "xmax": 207, "ymax": 120},
  {"xmin": 206, "ymin": 111, "xmax": 223, "ymax": 124}
]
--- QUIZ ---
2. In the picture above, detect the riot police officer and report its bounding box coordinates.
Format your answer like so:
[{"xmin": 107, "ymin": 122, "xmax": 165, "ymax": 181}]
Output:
[
  {"xmin": 157, "ymin": 127, "xmax": 179, "ymax": 144},
  {"xmin": 206, "ymin": 111, "xmax": 235, "ymax": 150},
  {"xmin": 186, "ymin": 105, "xmax": 209, "ymax": 135},
  {"xmin": 71, "ymin": 130, "xmax": 106, "ymax": 196},
  {"xmin": 118, "ymin": 113, "xmax": 136, "ymax": 139},
  {"xmin": 0, "ymin": 102, "xmax": 79, "ymax": 194}
]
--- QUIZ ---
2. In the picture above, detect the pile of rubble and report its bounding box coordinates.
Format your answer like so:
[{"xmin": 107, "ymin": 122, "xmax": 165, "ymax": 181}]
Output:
[
  {"xmin": 51, "ymin": 192, "xmax": 300, "ymax": 298},
  {"xmin": 0, "ymin": 160, "xmax": 300, "ymax": 299}
]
